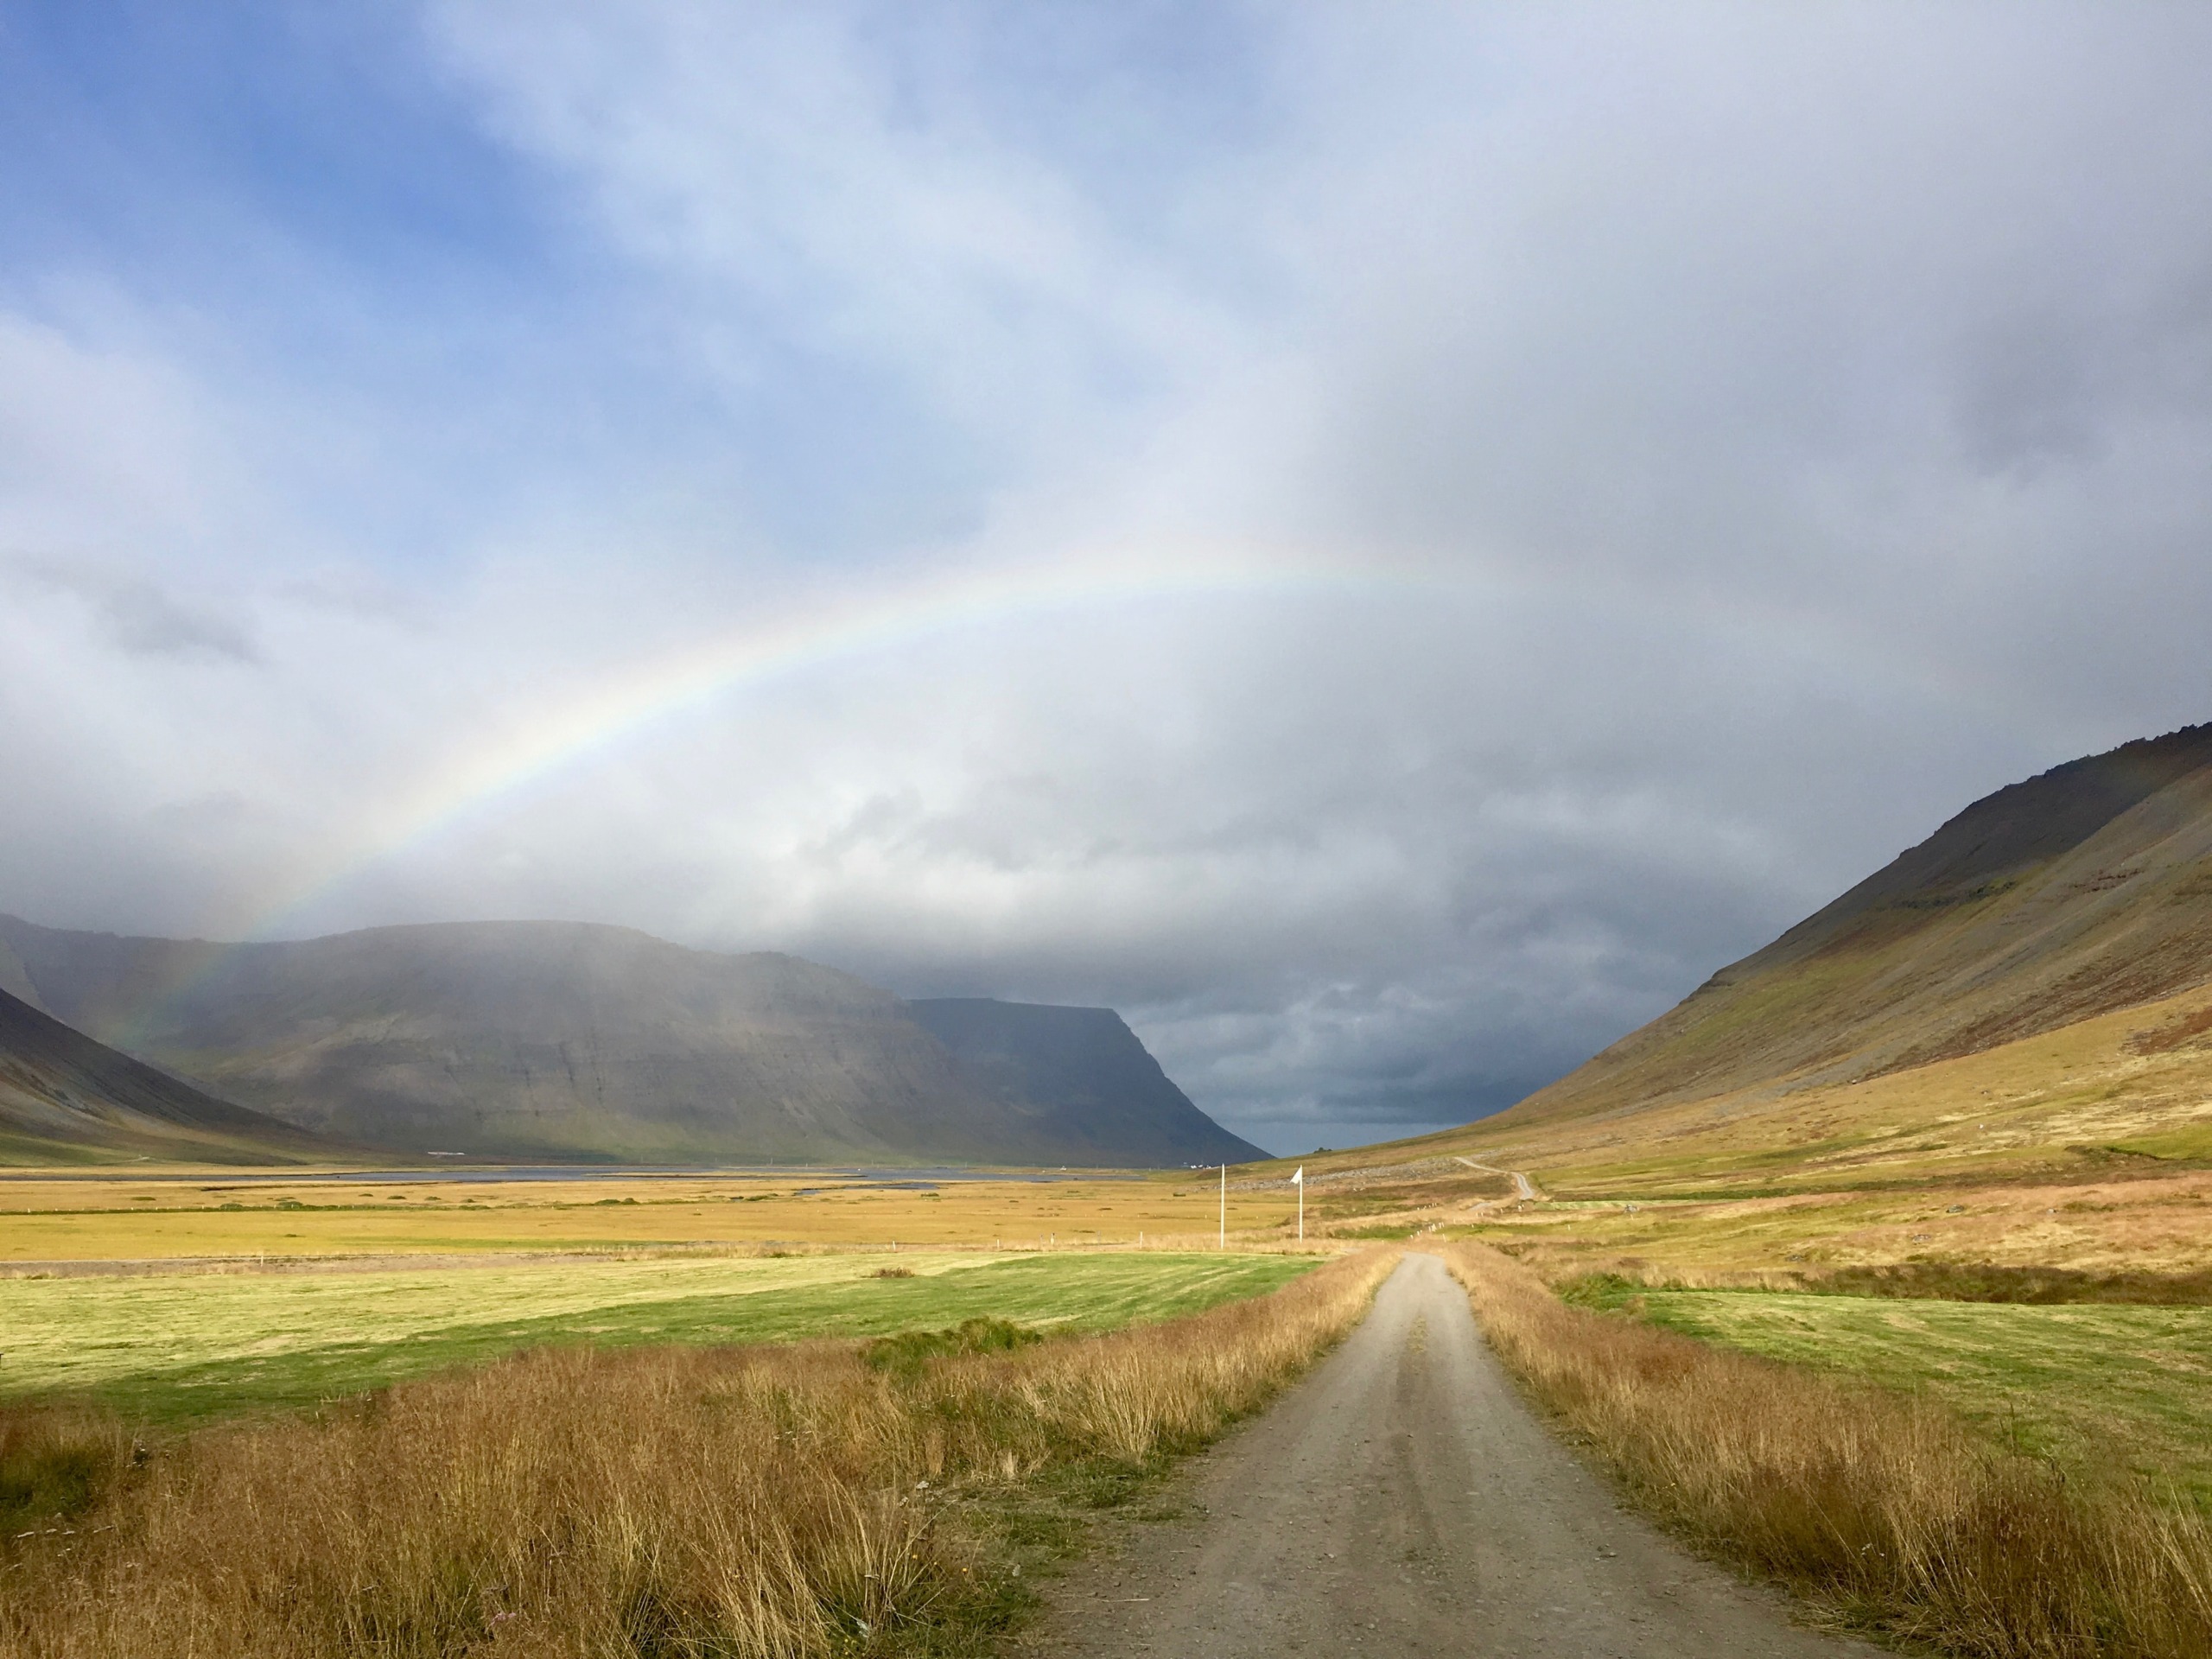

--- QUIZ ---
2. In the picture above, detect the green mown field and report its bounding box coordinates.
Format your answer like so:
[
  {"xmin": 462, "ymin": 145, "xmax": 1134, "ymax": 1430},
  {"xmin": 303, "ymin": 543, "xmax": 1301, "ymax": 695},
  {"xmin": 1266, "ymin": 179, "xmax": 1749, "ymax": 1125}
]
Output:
[
  {"xmin": 0, "ymin": 1249, "xmax": 1313, "ymax": 1424},
  {"xmin": 1613, "ymin": 1287, "xmax": 2212, "ymax": 1505}
]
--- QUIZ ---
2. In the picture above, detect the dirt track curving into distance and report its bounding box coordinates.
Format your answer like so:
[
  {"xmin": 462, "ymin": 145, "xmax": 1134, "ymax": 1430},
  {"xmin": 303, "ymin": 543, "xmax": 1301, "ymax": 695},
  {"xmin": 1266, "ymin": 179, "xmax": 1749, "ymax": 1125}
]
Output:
[{"xmin": 1020, "ymin": 1252, "xmax": 1875, "ymax": 1659}]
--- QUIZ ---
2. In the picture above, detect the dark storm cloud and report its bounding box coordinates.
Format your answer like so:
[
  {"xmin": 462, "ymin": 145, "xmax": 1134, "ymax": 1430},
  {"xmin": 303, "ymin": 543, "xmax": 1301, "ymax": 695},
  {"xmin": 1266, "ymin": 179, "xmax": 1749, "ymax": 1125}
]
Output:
[{"xmin": 3, "ymin": 3, "xmax": 2210, "ymax": 1153}]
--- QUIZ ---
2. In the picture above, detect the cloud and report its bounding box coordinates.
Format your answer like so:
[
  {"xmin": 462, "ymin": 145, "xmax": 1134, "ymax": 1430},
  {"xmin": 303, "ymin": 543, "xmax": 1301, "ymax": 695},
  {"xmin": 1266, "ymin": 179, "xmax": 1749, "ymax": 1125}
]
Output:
[
  {"xmin": 10, "ymin": 559, "xmax": 259, "ymax": 662},
  {"xmin": 3, "ymin": 3, "xmax": 2212, "ymax": 1154}
]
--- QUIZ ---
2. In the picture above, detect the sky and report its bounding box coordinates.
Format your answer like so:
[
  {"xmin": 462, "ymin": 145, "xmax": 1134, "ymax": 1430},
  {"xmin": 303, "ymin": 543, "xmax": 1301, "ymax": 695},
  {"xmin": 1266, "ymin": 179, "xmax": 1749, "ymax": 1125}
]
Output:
[{"xmin": 3, "ymin": 3, "xmax": 2211, "ymax": 1155}]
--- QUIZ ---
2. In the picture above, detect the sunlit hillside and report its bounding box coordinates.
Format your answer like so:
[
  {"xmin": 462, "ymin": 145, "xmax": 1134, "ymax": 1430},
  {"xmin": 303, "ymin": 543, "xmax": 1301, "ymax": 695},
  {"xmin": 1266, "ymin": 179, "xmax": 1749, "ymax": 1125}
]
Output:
[{"xmin": 1273, "ymin": 725, "xmax": 2212, "ymax": 1274}]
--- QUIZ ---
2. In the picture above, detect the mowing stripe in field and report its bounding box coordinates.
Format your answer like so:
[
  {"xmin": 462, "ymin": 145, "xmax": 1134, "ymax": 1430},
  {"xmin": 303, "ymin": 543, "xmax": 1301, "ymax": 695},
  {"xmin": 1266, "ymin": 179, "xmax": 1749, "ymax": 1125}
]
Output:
[
  {"xmin": 1629, "ymin": 1288, "xmax": 2212, "ymax": 1505},
  {"xmin": 0, "ymin": 1250, "xmax": 1316, "ymax": 1422}
]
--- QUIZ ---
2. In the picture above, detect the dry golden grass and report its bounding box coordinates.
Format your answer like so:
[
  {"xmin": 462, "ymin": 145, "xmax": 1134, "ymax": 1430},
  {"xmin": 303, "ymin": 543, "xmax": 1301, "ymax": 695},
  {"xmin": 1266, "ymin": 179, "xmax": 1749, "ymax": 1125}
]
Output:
[
  {"xmin": 1441, "ymin": 1241, "xmax": 2212, "ymax": 1657},
  {"xmin": 0, "ymin": 1248, "xmax": 1395, "ymax": 1657},
  {"xmin": 1456, "ymin": 1167, "xmax": 2212, "ymax": 1279},
  {"xmin": 1310, "ymin": 978, "xmax": 2212, "ymax": 1201},
  {"xmin": 0, "ymin": 1169, "xmax": 1298, "ymax": 1263}
]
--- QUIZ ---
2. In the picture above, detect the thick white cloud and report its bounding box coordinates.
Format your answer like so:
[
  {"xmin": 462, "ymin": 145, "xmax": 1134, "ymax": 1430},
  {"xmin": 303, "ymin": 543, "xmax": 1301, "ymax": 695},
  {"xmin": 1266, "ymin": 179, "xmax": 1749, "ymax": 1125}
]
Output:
[{"xmin": 3, "ymin": 4, "xmax": 2211, "ymax": 1152}]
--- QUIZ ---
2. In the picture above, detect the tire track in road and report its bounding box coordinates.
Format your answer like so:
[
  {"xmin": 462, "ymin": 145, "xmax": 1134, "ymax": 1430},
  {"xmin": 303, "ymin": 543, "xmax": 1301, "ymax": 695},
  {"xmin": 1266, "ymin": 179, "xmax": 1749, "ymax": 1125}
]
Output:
[{"xmin": 1019, "ymin": 1253, "xmax": 1873, "ymax": 1659}]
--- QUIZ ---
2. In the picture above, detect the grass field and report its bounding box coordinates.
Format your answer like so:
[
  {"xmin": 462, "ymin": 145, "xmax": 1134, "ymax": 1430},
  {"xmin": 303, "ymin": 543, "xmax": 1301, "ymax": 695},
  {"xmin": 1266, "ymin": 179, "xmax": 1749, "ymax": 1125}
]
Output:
[
  {"xmin": 0, "ymin": 1249, "xmax": 1315, "ymax": 1424},
  {"xmin": 0, "ymin": 1251, "xmax": 1393, "ymax": 1658},
  {"xmin": 1573, "ymin": 1284, "xmax": 2212, "ymax": 1507},
  {"xmin": 1439, "ymin": 1166, "xmax": 2212, "ymax": 1278},
  {"xmin": 0, "ymin": 1168, "xmax": 1296, "ymax": 1261}
]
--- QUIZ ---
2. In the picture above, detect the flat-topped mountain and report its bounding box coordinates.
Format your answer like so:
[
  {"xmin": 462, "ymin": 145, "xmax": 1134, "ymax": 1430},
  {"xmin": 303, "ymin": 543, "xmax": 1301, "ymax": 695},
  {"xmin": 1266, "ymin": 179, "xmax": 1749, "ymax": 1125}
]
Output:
[
  {"xmin": 0, "ymin": 916, "xmax": 1251, "ymax": 1166},
  {"xmin": 0, "ymin": 984, "xmax": 332, "ymax": 1164},
  {"xmin": 909, "ymin": 998, "xmax": 1266, "ymax": 1165}
]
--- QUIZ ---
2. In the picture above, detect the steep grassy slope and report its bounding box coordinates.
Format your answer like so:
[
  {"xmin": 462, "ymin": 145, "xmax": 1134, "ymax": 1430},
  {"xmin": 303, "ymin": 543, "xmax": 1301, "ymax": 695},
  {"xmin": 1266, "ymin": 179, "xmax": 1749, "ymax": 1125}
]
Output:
[
  {"xmin": 1500, "ymin": 723, "xmax": 2212, "ymax": 1130},
  {"xmin": 0, "ymin": 918, "xmax": 1248, "ymax": 1166},
  {"xmin": 0, "ymin": 988, "xmax": 332, "ymax": 1165},
  {"xmin": 1450, "ymin": 977, "xmax": 2212, "ymax": 1197},
  {"xmin": 1266, "ymin": 724, "xmax": 2212, "ymax": 1205},
  {"xmin": 909, "ymin": 998, "xmax": 1266, "ymax": 1164}
]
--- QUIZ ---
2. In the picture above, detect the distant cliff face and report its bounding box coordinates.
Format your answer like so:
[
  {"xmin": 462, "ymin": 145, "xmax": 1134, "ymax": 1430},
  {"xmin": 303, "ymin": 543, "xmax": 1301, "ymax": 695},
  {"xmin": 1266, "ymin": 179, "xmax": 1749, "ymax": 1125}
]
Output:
[
  {"xmin": 1502, "ymin": 721, "xmax": 2212, "ymax": 1128},
  {"xmin": 0, "ymin": 986, "xmax": 329, "ymax": 1164},
  {"xmin": 0, "ymin": 918, "xmax": 1254, "ymax": 1166},
  {"xmin": 907, "ymin": 998, "xmax": 1268, "ymax": 1166}
]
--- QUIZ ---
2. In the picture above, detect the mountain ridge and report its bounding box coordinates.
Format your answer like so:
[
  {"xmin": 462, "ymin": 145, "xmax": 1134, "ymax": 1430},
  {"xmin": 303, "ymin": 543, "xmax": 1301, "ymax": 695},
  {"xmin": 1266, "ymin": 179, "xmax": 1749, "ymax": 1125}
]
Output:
[
  {"xmin": 909, "ymin": 997, "xmax": 1266, "ymax": 1165},
  {"xmin": 1267, "ymin": 721, "xmax": 2212, "ymax": 1198},
  {"xmin": 0, "ymin": 984, "xmax": 335, "ymax": 1164},
  {"xmin": 1496, "ymin": 721, "xmax": 2212, "ymax": 1132},
  {"xmin": 0, "ymin": 916, "xmax": 1251, "ymax": 1167}
]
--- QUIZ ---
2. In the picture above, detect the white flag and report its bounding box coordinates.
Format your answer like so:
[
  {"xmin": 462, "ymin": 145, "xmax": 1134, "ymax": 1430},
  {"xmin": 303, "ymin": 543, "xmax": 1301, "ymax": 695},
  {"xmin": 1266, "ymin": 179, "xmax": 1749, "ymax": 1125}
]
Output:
[{"xmin": 1291, "ymin": 1166, "xmax": 1303, "ymax": 1185}]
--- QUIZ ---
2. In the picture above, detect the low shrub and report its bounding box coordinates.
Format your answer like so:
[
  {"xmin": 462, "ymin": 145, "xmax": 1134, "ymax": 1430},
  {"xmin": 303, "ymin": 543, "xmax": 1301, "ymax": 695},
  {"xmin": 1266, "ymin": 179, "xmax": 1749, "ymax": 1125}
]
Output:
[{"xmin": 861, "ymin": 1317, "xmax": 1042, "ymax": 1375}]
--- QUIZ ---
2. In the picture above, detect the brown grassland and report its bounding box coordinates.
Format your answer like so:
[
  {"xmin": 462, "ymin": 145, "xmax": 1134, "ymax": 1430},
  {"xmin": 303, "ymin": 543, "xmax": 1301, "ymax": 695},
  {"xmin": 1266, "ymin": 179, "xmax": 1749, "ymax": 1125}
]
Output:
[
  {"xmin": 1257, "ymin": 977, "xmax": 2212, "ymax": 1290},
  {"xmin": 1443, "ymin": 1241, "xmax": 2212, "ymax": 1659},
  {"xmin": 1330, "ymin": 977, "xmax": 2212, "ymax": 1211},
  {"xmin": 0, "ymin": 1168, "xmax": 1294, "ymax": 1265},
  {"xmin": 0, "ymin": 1246, "xmax": 1395, "ymax": 1657}
]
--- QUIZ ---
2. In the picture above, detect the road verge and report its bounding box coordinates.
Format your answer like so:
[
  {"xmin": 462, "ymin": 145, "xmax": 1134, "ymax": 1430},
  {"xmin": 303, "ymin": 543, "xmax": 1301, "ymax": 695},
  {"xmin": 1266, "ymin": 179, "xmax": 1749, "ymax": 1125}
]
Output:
[{"xmin": 1440, "ymin": 1240, "xmax": 2212, "ymax": 1658}]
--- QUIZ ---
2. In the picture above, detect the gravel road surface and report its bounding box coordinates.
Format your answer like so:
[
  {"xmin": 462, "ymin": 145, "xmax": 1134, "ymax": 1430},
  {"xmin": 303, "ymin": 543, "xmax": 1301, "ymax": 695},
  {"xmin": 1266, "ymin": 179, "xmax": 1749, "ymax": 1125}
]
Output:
[{"xmin": 1019, "ymin": 1251, "xmax": 1874, "ymax": 1658}]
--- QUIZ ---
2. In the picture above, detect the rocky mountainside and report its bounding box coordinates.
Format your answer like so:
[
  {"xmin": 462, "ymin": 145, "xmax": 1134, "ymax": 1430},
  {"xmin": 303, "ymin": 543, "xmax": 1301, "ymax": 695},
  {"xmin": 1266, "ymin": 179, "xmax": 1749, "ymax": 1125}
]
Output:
[
  {"xmin": 1500, "ymin": 721, "xmax": 2212, "ymax": 1129},
  {"xmin": 0, "ymin": 917, "xmax": 1249, "ymax": 1166},
  {"xmin": 909, "ymin": 998, "xmax": 1266, "ymax": 1165},
  {"xmin": 0, "ymin": 985, "xmax": 332, "ymax": 1164}
]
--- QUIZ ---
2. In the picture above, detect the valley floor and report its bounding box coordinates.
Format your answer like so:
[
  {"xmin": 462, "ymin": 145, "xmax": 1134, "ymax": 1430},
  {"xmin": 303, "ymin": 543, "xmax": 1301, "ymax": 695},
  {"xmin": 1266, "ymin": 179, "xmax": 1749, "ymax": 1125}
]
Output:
[
  {"xmin": 0, "ymin": 1248, "xmax": 1311, "ymax": 1423},
  {"xmin": 0, "ymin": 1165, "xmax": 1292, "ymax": 1261}
]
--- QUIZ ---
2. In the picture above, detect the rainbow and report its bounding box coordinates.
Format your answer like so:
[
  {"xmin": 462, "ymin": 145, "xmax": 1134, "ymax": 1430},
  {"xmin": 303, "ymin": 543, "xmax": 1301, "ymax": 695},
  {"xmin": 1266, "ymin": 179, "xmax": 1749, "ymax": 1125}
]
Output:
[{"xmin": 240, "ymin": 540, "xmax": 1453, "ymax": 942}]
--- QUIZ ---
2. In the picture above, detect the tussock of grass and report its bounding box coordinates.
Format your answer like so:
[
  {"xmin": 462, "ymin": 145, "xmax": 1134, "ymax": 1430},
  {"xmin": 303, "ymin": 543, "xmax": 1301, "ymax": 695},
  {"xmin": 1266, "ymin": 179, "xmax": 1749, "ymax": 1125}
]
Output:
[
  {"xmin": 0, "ymin": 1409, "xmax": 130, "ymax": 1540},
  {"xmin": 0, "ymin": 1249, "xmax": 1393, "ymax": 1656},
  {"xmin": 1444, "ymin": 1241, "xmax": 2212, "ymax": 1658},
  {"xmin": 861, "ymin": 1317, "xmax": 1042, "ymax": 1376}
]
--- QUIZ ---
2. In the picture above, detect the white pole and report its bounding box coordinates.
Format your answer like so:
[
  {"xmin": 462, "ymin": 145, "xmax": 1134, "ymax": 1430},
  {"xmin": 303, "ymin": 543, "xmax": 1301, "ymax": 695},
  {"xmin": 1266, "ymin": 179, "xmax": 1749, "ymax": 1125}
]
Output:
[
  {"xmin": 1299, "ymin": 1176, "xmax": 1304, "ymax": 1242},
  {"xmin": 1218, "ymin": 1164, "xmax": 1226, "ymax": 1249}
]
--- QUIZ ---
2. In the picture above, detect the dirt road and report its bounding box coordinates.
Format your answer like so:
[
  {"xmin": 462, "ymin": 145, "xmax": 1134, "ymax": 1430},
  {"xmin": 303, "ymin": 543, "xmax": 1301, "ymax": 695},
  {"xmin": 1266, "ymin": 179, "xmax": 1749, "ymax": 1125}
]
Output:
[
  {"xmin": 1020, "ymin": 1253, "xmax": 1873, "ymax": 1658},
  {"xmin": 1454, "ymin": 1156, "xmax": 1539, "ymax": 1204}
]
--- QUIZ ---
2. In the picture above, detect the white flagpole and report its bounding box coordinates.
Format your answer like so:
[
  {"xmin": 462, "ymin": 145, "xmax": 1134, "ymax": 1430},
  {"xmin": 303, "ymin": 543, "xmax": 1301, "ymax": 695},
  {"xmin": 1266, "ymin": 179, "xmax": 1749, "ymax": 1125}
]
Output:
[
  {"xmin": 1293, "ymin": 1166, "xmax": 1305, "ymax": 1241},
  {"xmin": 1219, "ymin": 1163, "xmax": 1226, "ymax": 1249}
]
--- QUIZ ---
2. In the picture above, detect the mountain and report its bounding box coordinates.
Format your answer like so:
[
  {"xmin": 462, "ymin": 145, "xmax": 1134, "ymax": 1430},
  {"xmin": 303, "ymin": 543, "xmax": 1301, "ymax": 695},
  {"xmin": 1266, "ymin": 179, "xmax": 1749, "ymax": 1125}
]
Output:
[
  {"xmin": 908, "ymin": 998, "xmax": 1266, "ymax": 1165},
  {"xmin": 1309, "ymin": 721, "xmax": 2212, "ymax": 1196},
  {"xmin": 0, "ymin": 985, "xmax": 334, "ymax": 1165},
  {"xmin": 1503, "ymin": 721, "xmax": 2212, "ymax": 1129},
  {"xmin": 0, "ymin": 916, "xmax": 1246, "ymax": 1167}
]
